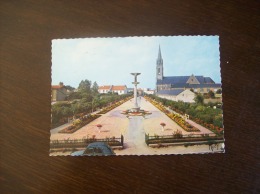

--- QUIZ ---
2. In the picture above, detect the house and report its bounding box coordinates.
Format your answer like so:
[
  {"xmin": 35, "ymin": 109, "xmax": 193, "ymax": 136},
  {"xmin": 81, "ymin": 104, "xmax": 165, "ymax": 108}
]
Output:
[
  {"xmin": 51, "ymin": 82, "xmax": 67, "ymax": 102},
  {"xmin": 157, "ymin": 89, "xmax": 195, "ymax": 103},
  {"xmin": 155, "ymin": 46, "xmax": 221, "ymax": 102},
  {"xmin": 143, "ymin": 88, "xmax": 155, "ymax": 95},
  {"xmin": 98, "ymin": 85, "xmax": 128, "ymax": 95},
  {"xmin": 98, "ymin": 85, "xmax": 112, "ymax": 94},
  {"xmin": 111, "ymin": 85, "xmax": 127, "ymax": 95}
]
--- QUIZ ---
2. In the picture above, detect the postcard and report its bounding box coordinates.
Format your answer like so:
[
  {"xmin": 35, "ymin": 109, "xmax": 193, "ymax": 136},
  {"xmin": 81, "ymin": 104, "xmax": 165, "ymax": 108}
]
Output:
[{"xmin": 50, "ymin": 36, "xmax": 224, "ymax": 156}]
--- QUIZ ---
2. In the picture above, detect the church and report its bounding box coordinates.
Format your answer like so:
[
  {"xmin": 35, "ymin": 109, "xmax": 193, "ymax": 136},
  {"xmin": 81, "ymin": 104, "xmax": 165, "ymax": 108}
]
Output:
[{"xmin": 155, "ymin": 46, "xmax": 221, "ymax": 103}]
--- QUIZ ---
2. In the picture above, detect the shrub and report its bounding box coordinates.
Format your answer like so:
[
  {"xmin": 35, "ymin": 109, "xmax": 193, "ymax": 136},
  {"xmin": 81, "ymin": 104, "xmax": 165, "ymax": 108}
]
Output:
[{"xmin": 173, "ymin": 130, "xmax": 183, "ymax": 139}]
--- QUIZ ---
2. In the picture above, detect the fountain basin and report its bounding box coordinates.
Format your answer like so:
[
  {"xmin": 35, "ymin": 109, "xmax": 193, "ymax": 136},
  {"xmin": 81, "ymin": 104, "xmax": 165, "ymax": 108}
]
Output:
[{"xmin": 121, "ymin": 109, "xmax": 152, "ymax": 117}]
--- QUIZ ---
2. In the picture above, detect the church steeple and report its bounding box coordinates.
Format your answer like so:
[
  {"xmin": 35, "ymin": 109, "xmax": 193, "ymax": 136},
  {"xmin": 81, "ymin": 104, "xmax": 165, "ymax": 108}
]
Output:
[
  {"xmin": 156, "ymin": 45, "xmax": 163, "ymax": 80},
  {"xmin": 157, "ymin": 45, "xmax": 163, "ymax": 65}
]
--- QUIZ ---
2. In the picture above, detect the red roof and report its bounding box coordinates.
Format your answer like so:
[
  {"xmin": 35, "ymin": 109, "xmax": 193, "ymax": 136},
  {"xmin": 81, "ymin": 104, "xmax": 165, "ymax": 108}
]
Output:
[
  {"xmin": 112, "ymin": 85, "xmax": 126, "ymax": 91},
  {"xmin": 99, "ymin": 85, "xmax": 111, "ymax": 90},
  {"xmin": 52, "ymin": 85, "xmax": 63, "ymax": 89}
]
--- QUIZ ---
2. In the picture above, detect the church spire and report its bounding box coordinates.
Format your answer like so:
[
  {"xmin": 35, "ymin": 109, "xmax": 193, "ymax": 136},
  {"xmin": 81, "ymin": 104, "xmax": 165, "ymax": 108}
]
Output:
[
  {"xmin": 156, "ymin": 45, "xmax": 163, "ymax": 80},
  {"xmin": 158, "ymin": 45, "xmax": 162, "ymax": 61},
  {"xmin": 157, "ymin": 45, "xmax": 163, "ymax": 65}
]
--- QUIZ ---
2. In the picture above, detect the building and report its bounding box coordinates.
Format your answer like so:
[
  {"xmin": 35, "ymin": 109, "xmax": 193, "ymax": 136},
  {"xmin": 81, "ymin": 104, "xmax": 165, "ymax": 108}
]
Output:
[
  {"xmin": 111, "ymin": 85, "xmax": 127, "ymax": 95},
  {"xmin": 157, "ymin": 89, "xmax": 195, "ymax": 103},
  {"xmin": 127, "ymin": 88, "xmax": 134, "ymax": 93},
  {"xmin": 156, "ymin": 46, "xmax": 221, "ymax": 102},
  {"xmin": 137, "ymin": 88, "xmax": 144, "ymax": 96},
  {"xmin": 98, "ymin": 85, "xmax": 128, "ymax": 95},
  {"xmin": 143, "ymin": 88, "xmax": 155, "ymax": 95},
  {"xmin": 98, "ymin": 85, "xmax": 112, "ymax": 94},
  {"xmin": 51, "ymin": 82, "xmax": 67, "ymax": 102}
]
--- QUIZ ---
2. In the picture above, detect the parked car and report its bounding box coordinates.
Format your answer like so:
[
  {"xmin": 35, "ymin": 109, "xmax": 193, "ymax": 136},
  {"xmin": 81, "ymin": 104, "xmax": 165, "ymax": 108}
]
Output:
[{"xmin": 71, "ymin": 142, "xmax": 115, "ymax": 156}]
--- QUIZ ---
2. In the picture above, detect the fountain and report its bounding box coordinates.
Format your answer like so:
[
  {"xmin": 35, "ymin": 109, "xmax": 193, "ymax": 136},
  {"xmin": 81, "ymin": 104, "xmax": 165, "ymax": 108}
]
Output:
[
  {"xmin": 121, "ymin": 73, "xmax": 151, "ymax": 117},
  {"xmin": 131, "ymin": 73, "xmax": 141, "ymax": 112}
]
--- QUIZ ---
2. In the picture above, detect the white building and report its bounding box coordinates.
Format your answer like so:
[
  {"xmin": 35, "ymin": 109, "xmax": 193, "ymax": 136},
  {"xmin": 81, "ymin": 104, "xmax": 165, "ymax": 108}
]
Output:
[
  {"xmin": 111, "ymin": 85, "xmax": 127, "ymax": 95},
  {"xmin": 143, "ymin": 88, "xmax": 155, "ymax": 95},
  {"xmin": 98, "ymin": 85, "xmax": 112, "ymax": 94},
  {"xmin": 98, "ymin": 85, "xmax": 128, "ymax": 95},
  {"xmin": 157, "ymin": 89, "xmax": 195, "ymax": 103}
]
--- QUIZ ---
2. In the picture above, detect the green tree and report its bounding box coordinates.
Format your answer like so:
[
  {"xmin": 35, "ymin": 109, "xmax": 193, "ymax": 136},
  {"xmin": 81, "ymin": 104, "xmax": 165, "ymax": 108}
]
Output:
[
  {"xmin": 92, "ymin": 81, "xmax": 99, "ymax": 95},
  {"xmin": 67, "ymin": 92, "xmax": 81, "ymax": 100},
  {"xmin": 194, "ymin": 94, "xmax": 204, "ymax": 105},
  {"xmin": 195, "ymin": 105, "xmax": 205, "ymax": 112},
  {"xmin": 78, "ymin": 79, "xmax": 92, "ymax": 93},
  {"xmin": 71, "ymin": 103, "xmax": 81, "ymax": 117},
  {"xmin": 216, "ymin": 89, "xmax": 222, "ymax": 94},
  {"xmin": 208, "ymin": 90, "xmax": 215, "ymax": 98},
  {"xmin": 65, "ymin": 85, "xmax": 75, "ymax": 91},
  {"xmin": 80, "ymin": 93, "xmax": 93, "ymax": 102}
]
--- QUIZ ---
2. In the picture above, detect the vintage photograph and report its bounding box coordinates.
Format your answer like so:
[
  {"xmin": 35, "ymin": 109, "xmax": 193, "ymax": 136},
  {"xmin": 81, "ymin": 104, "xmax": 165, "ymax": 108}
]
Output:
[{"xmin": 50, "ymin": 36, "xmax": 224, "ymax": 156}]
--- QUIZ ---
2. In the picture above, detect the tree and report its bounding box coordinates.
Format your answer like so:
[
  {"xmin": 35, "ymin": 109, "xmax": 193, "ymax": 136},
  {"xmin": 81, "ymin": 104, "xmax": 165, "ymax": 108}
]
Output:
[
  {"xmin": 80, "ymin": 93, "xmax": 93, "ymax": 102},
  {"xmin": 71, "ymin": 103, "xmax": 81, "ymax": 117},
  {"xmin": 194, "ymin": 94, "xmax": 204, "ymax": 105},
  {"xmin": 67, "ymin": 92, "xmax": 81, "ymax": 100},
  {"xmin": 65, "ymin": 85, "xmax": 75, "ymax": 92},
  {"xmin": 208, "ymin": 90, "xmax": 215, "ymax": 99},
  {"xmin": 216, "ymin": 89, "xmax": 222, "ymax": 94},
  {"xmin": 78, "ymin": 79, "xmax": 92, "ymax": 93},
  {"xmin": 92, "ymin": 81, "xmax": 99, "ymax": 95}
]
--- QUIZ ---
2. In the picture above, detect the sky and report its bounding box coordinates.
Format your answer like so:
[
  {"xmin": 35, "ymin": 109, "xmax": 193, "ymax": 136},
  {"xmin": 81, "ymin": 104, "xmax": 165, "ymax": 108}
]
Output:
[{"xmin": 52, "ymin": 36, "xmax": 221, "ymax": 89}]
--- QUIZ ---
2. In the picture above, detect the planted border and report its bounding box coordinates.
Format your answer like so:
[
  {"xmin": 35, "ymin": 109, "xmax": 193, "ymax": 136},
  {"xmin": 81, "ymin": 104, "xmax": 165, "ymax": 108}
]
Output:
[
  {"xmin": 144, "ymin": 96, "xmax": 200, "ymax": 132},
  {"xmin": 98, "ymin": 96, "xmax": 132, "ymax": 114},
  {"xmin": 59, "ymin": 114, "xmax": 101, "ymax": 133}
]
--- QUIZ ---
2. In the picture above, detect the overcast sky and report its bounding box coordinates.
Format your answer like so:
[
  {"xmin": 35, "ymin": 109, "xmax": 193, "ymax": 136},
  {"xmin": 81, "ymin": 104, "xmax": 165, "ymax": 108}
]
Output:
[{"xmin": 52, "ymin": 36, "xmax": 221, "ymax": 89}]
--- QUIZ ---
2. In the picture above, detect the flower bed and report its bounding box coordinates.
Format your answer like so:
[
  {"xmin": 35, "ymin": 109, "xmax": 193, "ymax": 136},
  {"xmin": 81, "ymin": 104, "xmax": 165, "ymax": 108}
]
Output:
[
  {"xmin": 144, "ymin": 96, "xmax": 200, "ymax": 132},
  {"xmin": 145, "ymin": 96, "xmax": 224, "ymax": 135},
  {"xmin": 121, "ymin": 109, "xmax": 152, "ymax": 117},
  {"xmin": 192, "ymin": 118, "xmax": 223, "ymax": 134},
  {"xmin": 59, "ymin": 114, "xmax": 101, "ymax": 133},
  {"xmin": 99, "ymin": 97, "xmax": 132, "ymax": 114},
  {"xmin": 167, "ymin": 113, "xmax": 200, "ymax": 132}
]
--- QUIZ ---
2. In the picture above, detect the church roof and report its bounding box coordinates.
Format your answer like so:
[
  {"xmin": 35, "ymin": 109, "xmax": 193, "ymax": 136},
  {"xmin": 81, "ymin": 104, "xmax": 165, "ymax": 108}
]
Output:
[
  {"xmin": 157, "ymin": 89, "xmax": 184, "ymax": 96},
  {"xmin": 204, "ymin": 77, "xmax": 215, "ymax": 83},
  {"xmin": 157, "ymin": 76, "xmax": 189, "ymax": 84},
  {"xmin": 195, "ymin": 76, "xmax": 215, "ymax": 84},
  {"xmin": 157, "ymin": 76, "xmax": 216, "ymax": 85}
]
